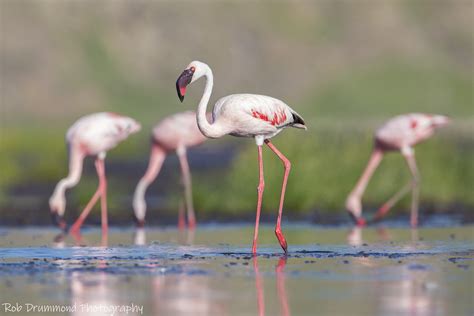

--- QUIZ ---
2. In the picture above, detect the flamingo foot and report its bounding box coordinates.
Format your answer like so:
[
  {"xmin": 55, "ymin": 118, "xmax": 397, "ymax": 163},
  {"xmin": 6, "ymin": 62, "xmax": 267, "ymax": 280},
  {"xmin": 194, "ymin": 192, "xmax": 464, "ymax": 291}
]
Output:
[
  {"xmin": 348, "ymin": 212, "xmax": 366, "ymax": 227},
  {"xmin": 70, "ymin": 229, "xmax": 83, "ymax": 244},
  {"xmin": 133, "ymin": 214, "xmax": 145, "ymax": 228},
  {"xmin": 69, "ymin": 223, "xmax": 81, "ymax": 235},
  {"xmin": 275, "ymin": 228, "xmax": 288, "ymax": 253},
  {"xmin": 356, "ymin": 218, "xmax": 367, "ymax": 227},
  {"xmin": 374, "ymin": 204, "xmax": 390, "ymax": 221},
  {"xmin": 252, "ymin": 242, "xmax": 257, "ymax": 255},
  {"xmin": 178, "ymin": 215, "xmax": 186, "ymax": 230},
  {"xmin": 188, "ymin": 218, "xmax": 196, "ymax": 230}
]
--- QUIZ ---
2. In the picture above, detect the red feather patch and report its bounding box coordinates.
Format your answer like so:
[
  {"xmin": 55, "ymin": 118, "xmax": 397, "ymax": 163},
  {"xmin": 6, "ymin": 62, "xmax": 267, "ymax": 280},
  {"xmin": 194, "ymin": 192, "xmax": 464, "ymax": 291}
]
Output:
[
  {"xmin": 251, "ymin": 109, "xmax": 287, "ymax": 126},
  {"xmin": 410, "ymin": 120, "xmax": 418, "ymax": 129}
]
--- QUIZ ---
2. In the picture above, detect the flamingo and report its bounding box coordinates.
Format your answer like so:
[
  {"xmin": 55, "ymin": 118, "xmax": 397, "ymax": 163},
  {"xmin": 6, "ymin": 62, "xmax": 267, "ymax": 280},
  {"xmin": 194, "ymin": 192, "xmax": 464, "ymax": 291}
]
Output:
[
  {"xmin": 345, "ymin": 113, "xmax": 450, "ymax": 227},
  {"xmin": 49, "ymin": 112, "xmax": 141, "ymax": 237},
  {"xmin": 132, "ymin": 111, "xmax": 207, "ymax": 229},
  {"xmin": 176, "ymin": 61, "xmax": 307, "ymax": 254}
]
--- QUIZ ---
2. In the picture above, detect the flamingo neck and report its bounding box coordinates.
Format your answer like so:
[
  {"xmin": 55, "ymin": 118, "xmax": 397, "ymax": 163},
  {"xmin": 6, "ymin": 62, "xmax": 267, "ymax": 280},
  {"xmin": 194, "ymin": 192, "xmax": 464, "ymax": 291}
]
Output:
[
  {"xmin": 350, "ymin": 148, "xmax": 383, "ymax": 199},
  {"xmin": 49, "ymin": 149, "xmax": 84, "ymax": 215},
  {"xmin": 133, "ymin": 145, "xmax": 166, "ymax": 222},
  {"xmin": 196, "ymin": 67, "xmax": 226, "ymax": 138}
]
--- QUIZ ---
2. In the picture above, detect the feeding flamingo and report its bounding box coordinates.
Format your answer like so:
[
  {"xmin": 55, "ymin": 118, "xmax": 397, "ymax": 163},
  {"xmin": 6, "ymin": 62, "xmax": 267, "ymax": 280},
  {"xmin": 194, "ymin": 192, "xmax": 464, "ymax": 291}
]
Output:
[
  {"xmin": 133, "ymin": 111, "xmax": 207, "ymax": 229},
  {"xmin": 49, "ymin": 112, "xmax": 141, "ymax": 237},
  {"xmin": 176, "ymin": 61, "xmax": 306, "ymax": 254},
  {"xmin": 345, "ymin": 113, "xmax": 449, "ymax": 227}
]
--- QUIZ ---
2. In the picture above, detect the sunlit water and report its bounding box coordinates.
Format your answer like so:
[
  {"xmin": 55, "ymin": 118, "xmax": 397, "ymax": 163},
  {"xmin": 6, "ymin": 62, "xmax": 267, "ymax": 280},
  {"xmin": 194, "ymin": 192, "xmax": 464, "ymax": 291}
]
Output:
[{"xmin": 0, "ymin": 223, "xmax": 473, "ymax": 316}]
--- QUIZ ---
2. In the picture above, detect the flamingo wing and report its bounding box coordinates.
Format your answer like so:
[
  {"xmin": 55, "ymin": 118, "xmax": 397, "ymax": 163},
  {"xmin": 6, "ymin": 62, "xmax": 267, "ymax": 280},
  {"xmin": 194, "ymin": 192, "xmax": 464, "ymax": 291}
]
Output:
[{"xmin": 214, "ymin": 94, "xmax": 305, "ymax": 135}]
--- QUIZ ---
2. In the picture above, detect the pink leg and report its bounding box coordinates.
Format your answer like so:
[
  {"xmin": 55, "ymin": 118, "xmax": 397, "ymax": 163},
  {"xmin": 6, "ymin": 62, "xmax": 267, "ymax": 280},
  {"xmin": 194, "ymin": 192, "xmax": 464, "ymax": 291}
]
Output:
[
  {"xmin": 70, "ymin": 187, "xmax": 101, "ymax": 234},
  {"xmin": 252, "ymin": 145, "xmax": 265, "ymax": 254},
  {"xmin": 403, "ymin": 153, "xmax": 420, "ymax": 228},
  {"xmin": 265, "ymin": 140, "xmax": 289, "ymax": 253},
  {"xmin": 95, "ymin": 158, "xmax": 108, "ymax": 239},
  {"xmin": 374, "ymin": 152, "xmax": 420, "ymax": 226},
  {"xmin": 178, "ymin": 199, "xmax": 186, "ymax": 230},
  {"xmin": 276, "ymin": 257, "xmax": 290, "ymax": 316},
  {"xmin": 70, "ymin": 158, "xmax": 106, "ymax": 234},
  {"xmin": 177, "ymin": 148, "xmax": 196, "ymax": 229},
  {"xmin": 253, "ymin": 257, "xmax": 265, "ymax": 316},
  {"xmin": 374, "ymin": 182, "xmax": 411, "ymax": 221}
]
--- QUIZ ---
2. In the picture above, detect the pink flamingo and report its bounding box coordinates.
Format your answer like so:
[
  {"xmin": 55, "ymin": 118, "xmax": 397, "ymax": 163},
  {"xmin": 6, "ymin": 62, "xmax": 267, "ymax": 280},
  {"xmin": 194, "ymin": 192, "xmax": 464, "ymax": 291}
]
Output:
[
  {"xmin": 49, "ymin": 112, "xmax": 141, "ymax": 237},
  {"xmin": 176, "ymin": 61, "xmax": 306, "ymax": 254},
  {"xmin": 346, "ymin": 113, "xmax": 449, "ymax": 227},
  {"xmin": 132, "ymin": 111, "xmax": 207, "ymax": 229}
]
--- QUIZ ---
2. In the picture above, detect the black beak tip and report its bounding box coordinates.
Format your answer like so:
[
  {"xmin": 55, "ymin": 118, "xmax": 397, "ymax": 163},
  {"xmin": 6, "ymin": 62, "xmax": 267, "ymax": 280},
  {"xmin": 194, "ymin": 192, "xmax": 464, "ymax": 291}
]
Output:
[
  {"xmin": 132, "ymin": 214, "xmax": 145, "ymax": 228},
  {"xmin": 178, "ymin": 94, "xmax": 184, "ymax": 102},
  {"xmin": 51, "ymin": 212, "xmax": 68, "ymax": 232},
  {"xmin": 50, "ymin": 212, "xmax": 59, "ymax": 225}
]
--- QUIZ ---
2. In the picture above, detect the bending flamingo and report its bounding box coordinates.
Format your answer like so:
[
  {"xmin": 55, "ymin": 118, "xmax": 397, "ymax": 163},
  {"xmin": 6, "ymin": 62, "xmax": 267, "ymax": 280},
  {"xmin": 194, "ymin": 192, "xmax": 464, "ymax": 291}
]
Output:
[
  {"xmin": 346, "ymin": 113, "xmax": 449, "ymax": 227},
  {"xmin": 133, "ymin": 111, "xmax": 207, "ymax": 229},
  {"xmin": 49, "ymin": 112, "xmax": 141, "ymax": 236},
  {"xmin": 176, "ymin": 61, "xmax": 306, "ymax": 254}
]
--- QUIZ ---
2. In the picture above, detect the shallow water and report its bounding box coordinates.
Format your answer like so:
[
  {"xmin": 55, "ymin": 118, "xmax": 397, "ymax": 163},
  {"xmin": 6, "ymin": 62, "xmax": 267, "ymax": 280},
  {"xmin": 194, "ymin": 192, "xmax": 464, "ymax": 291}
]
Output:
[{"xmin": 0, "ymin": 224, "xmax": 473, "ymax": 316}]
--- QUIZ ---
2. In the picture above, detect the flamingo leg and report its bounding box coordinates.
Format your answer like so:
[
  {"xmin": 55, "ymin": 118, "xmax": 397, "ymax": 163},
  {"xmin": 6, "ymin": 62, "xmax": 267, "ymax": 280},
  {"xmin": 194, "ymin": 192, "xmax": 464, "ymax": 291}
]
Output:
[
  {"xmin": 375, "ymin": 152, "xmax": 420, "ymax": 225},
  {"xmin": 403, "ymin": 153, "xmax": 420, "ymax": 227},
  {"xmin": 69, "ymin": 187, "xmax": 101, "ymax": 234},
  {"xmin": 265, "ymin": 140, "xmax": 289, "ymax": 253},
  {"xmin": 70, "ymin": 158, "xmax": 106, "ymax": 235},
  {"xmin": 95, "ymin": 158, "xmax": 109, "ymax": 242},
  {"xmin": 374, "ymin": 182, "xmax": 412, "ymax": 221},
  {"xmin": 177, "ymin": 147, "xmax": 196, "ymax": 229},
  {"xmin": 178, "ymin": 198, "xmax": 186, "ymax": 230},
  {"xmin": 252, "ymin": 145, "xmax": 265, "ymax": 255}
]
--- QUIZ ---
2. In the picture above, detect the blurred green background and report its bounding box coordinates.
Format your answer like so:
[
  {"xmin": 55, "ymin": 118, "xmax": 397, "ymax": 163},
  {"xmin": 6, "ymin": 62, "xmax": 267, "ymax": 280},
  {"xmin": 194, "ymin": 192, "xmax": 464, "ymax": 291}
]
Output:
[{"xmin": 1, "ymin": 0, "xmax": 473, "ymax": 225}]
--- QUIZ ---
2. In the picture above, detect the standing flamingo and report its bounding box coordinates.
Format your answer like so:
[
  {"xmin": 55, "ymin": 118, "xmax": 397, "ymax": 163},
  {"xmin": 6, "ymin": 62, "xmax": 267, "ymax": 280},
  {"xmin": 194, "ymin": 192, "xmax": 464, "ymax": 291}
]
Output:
[
  {"xmin": 49, "ymin": 112, "xmax": 141, "ymax": 237},
  {"xmin": 133, "ymin": 111, "xmax": 207, "ymax": 229},
  {"xmin": 345, "ymin": 113, "xmax": 449, "ymax": 227},
  {"xmin": 176, "ymin": 61, "xmax": 306, "ymax": 254}
]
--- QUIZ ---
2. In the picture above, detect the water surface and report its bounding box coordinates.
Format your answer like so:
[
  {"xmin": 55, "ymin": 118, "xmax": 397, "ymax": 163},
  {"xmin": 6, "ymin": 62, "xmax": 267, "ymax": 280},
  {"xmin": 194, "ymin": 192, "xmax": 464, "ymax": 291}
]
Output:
[{"xmin": 0, "ymin": 224, "xmax": 473, "ymax": 315}]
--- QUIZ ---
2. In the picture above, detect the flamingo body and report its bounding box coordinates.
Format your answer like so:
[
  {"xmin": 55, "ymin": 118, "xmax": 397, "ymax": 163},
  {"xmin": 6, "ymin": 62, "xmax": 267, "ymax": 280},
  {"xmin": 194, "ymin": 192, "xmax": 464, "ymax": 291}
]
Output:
[
  {"xmin": 212, "ymin": 94, "xmax": 305, "ymax": 142},
  {"xmin": 66, "ymin": 112, "xmax": 140, "ymax": 155},
  {"xmin": 375, "ymin": 113, "xmax": 442, "ymax": 151},
  {"xmin": 346, "ymin": 113, "xmax": 449, "ymax": 227},
  {"xmin": 152, "ymin": 111, "xmax": 207, "ymax": 150},
  {"xmin": 49, "ymin": 112, "xmax": 141, "ymax": 237}
]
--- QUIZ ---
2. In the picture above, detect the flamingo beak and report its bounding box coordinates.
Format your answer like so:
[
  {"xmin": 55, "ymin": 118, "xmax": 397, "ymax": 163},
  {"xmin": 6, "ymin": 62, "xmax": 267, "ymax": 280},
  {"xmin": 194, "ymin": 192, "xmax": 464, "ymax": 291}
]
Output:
[
  {"xmin": 432, "ymin": 115, "xmax": 450, "ymax": 128},
  {"xmin": 132, "ymin": 214, "xmax": 145, "ymax": 228},
  {"xmin": 176, "ymin": 68, "xmax": 194, "ymax": 102},
  {"xmin": 51, "ymin": 212, "xmax": 68, "ymax": 232}
]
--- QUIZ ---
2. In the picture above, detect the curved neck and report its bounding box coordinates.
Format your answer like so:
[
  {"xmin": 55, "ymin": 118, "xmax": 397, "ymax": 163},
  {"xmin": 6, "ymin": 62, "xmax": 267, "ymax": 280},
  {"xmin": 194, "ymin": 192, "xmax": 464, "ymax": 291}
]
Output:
[
  {"xmin": 196, "ymin": 67, "xmax": 226, "ymax": 138},
  {"xmin": 50, "ymin": 149, "xmax": 84, "ymax": 214},
  {"xmin": 350, "ymin": 148, "xmax": 383, "ymax": 198}
]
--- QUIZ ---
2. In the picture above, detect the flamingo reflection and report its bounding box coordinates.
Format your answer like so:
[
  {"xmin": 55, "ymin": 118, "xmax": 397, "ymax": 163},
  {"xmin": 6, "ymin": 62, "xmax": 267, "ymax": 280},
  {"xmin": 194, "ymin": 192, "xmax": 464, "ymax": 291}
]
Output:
[
  {"xmin": 253, "ymin": 256, "xmax": 291, "ymax": 316},
  {"xmin": 253, "ymin": 257, "xmax": 265, "ymax": 316},
  {"xmin": 276, "ymin": 257, "xmax": 291, "ymax": 316},
  {"xmin": 346, "ymin": 226, "xmax": 440, "ymax": 315}
]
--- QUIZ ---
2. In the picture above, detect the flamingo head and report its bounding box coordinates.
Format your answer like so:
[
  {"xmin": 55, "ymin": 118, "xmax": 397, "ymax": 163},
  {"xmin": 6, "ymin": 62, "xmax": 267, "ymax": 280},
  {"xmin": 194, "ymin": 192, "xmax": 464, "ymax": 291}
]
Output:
[
  {"xmin": 49, "ymin": 195, "xmax": 67, "ymax": 231},
  {"xmin": 119, "ymin": 117, "xmax": 142, "ymax": 135},
  {"xmin": 430, "ymin": 114, "xmax": 450, "ymax": 129},
  {"xmin": 176, "ymin": 61, "xmax": 209, "ymax": 102},
  {"xmin": 345, "ymin": 194, "xmax": 366, "ymax": 226}
]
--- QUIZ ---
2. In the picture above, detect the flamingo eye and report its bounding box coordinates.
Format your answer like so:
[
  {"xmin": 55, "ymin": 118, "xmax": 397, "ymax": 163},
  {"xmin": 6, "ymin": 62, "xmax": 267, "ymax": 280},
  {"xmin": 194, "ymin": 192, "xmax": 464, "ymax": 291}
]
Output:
[{"xmin": 190, "ymin": 66, "xmax": 196, "ymax": 72}]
